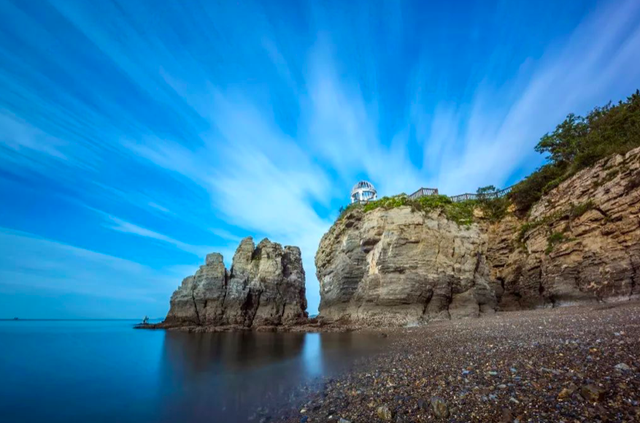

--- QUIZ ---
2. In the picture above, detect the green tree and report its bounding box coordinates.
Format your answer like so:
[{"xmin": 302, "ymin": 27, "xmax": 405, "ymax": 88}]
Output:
[
  {"xmin": 534, "ymin": 113, "xmax": 588, "ymax": 166},
  {"xmin": 510, "ymin": 89, "xmax": 640, "ymax": 214}
]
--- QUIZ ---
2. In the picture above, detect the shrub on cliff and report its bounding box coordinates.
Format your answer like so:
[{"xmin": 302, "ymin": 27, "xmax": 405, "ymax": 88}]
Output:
[
  {"xmin": 339, "ymin": 189, "xmax": 509, "ymax": 226},
  {"xmin": 510, "ymin": 89, "xmax": 640, "ymax": 213},
  {"xmin": 475, "ymin": 186, "xmax": 510, "ymax": 221},
  {"xmin": 351, "ymin": 194, "xmax": 476, "ymax": 226}
]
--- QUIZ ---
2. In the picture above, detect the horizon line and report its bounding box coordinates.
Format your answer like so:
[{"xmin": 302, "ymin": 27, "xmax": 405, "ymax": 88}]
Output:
[{"xmin": 0, "ymin": 318, "xmax": 163, "ymax": 321}]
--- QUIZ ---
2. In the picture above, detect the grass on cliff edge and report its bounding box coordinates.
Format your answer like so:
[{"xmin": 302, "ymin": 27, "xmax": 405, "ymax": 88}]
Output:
[{"xmin": 339, "ymin": 192, "xmax": 509, "ymax": 226}]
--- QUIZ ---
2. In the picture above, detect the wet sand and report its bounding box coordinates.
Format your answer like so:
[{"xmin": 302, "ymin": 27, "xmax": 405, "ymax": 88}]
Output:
[{"xmin": 272, "ymin": 301, "xmax": 640, "ymax": 422}]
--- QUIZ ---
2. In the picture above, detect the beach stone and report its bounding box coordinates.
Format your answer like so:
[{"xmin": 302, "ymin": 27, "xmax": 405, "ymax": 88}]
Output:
[
  {"xmin": 500, "ymin": 409, "xmax": 514, "ymax": 423},
  {"xmin": 614, "ymin": 363, "xmax": 631, "ymax": 371},
  {"xmin": 430, "ymin": 396, "xmax": 449, "ymax": 418},
  {"xmin": 376, "ymin": 404, "xmax": 393, "ymax": 421},
  {"xmin": 580, "ymin": 384, "xmax": 606, "ymax": 402},
  {"xmin": 558, "ymin": 385, "xmax": 576, "ymax": 400}
]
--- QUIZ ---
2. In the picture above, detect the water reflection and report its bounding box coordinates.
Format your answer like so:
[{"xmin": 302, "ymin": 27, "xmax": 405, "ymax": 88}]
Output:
[
  {"xmin": 156, "ymin": 331, "xmax": 389, "ymax": 422},
  {"xmin": 0, "ymin": 322, "xmax": 389, "ymax": 423},
  {"xmin": 301, "ymin": 334, "xmax": 324, "ymax": 378}
]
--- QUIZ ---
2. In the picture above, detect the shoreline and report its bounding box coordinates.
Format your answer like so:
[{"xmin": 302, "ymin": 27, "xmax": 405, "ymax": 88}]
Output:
[
  {"xmin": 133, "ymin": 319, "xmax": 364, "ymax": 333},
  {"xmin": 262, "ymin": 301, "xmax": 640, "ymax": 422},
  {"xmin": 134, "ymin": 299, "xmax": 640, "ymax": 334}
]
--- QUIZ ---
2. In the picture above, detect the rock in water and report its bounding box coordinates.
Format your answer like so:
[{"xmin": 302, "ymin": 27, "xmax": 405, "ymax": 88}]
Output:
[{"xmin": 163, "ymin": 237, "xmax": 307, "ymax": 328}]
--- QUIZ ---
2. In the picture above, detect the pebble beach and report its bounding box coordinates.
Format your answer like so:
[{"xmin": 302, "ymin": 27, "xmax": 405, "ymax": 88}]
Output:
[{"xmin": 271, "ymin": 301, "xmax": 640, "ymax": 422}]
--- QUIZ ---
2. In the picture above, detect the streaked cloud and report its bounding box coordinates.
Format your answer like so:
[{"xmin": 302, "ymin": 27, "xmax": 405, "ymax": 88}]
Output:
[
  {"xmin": 0, "ymin": 0, "xmax": 639, "ymax": 317},
  {"xmin": 0, "ymin": 227, "xmax": 187, "ymax": 317}
]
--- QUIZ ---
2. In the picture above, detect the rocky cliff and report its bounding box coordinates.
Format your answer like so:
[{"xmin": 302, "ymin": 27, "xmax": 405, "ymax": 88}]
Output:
[
  {"xmin": 316, "ymin": 147, "xmax": 640, "ymax": 325},
  {"xmin": 163, "ymin": 237, "xmax": 307, "ymax": 328},
  {"xmin": 316, "ymin": 206, "xmax": 498, "ymax": 325},
  {"xmin": 488, "ymin": 146, "xmax": 640, "ymax": 310}
]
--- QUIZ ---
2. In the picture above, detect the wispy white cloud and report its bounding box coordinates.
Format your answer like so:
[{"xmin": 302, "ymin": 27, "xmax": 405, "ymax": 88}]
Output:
[
  {"xmin": 1, "ymin": 0, "xmax": 639, "ymax": 317},
  {"xmin": 101, "ymin": 214, "xmax": 214, "ymax": 257},
  {"xmin": 147, "ymin": 202, "xmax": 171, "ymax": 214},
  {"xmin": 0, "ymin": 227, "xmax": 183, "ymax": 303},
  {"xmin": 0, "ymin": 113, "xmax": 68, "ymax": 161},
  {"xmin": 208, "ymin": 227, "xmax": 242, "ymax": 243},
  {"xmin": 427, "ymin": 0, "xmax": 640, "ymax": 193}
]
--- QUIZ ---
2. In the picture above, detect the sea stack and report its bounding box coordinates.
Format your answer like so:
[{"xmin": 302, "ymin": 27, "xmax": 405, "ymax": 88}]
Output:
[{"xmin": 163, "ymin": 237, "xmax": 307, "ymax": 329}]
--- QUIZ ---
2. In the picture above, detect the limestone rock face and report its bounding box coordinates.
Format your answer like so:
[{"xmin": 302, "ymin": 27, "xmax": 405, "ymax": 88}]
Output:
[
  {"xmin": 488, "ymin": 146, "xmax": 640, "ymax": 309},
  {"xmin": 316, "ymin": 207, "xmax": 498, "ymax": 325},
  {"xmin": 163, "ymin": 237, "xmax": 307, "ymax": 327},
  {"xmin": 317, "ymin": 147, "xmax": 640, "ymax": 325}
]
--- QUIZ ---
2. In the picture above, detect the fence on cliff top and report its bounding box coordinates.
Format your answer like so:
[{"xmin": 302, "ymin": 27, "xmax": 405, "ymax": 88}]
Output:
[
  {"xmin": 409, "ymin": 185, "xmax": 513, "ymax": 203},
  {"xmin": 407, "ymin": 187, "xmax": 439, "ymax": 200}
]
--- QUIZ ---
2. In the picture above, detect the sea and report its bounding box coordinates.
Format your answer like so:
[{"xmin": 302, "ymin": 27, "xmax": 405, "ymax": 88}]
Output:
[{"xmin": 0, "ymin": 319, "xmax": 389, "ymax": 423}]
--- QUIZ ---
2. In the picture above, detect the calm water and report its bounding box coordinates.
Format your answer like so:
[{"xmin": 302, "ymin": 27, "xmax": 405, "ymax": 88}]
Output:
[{"xmin": 0, "ymin": 320, "xmax": 389, "ymax": 423}]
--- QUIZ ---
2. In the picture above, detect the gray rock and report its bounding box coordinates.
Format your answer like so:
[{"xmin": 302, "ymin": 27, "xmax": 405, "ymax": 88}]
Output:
[
  {"xmin": 163, "ymin": 237, "xmax": 307, "ymax": 328},
  {"xmin": 614, "ymin": 363, "xmax": 631, "ymax": 371}
]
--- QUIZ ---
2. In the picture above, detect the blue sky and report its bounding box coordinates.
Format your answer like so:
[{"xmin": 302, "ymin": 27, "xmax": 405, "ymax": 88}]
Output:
[{"xmin": 1, "ymin": 0, "xmax": 639, "ymax": 318}]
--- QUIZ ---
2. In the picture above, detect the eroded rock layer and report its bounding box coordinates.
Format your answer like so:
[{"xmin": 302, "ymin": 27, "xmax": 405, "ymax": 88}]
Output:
[
  {"xmin": 317, "ymin": 147, "xmax": 640, "ymax": 325},
  {"xmin": 163, "ymin": 237, "xmax": 307, "ymax": 328},
  {"xmin": 488, "ymin": 146, "xmax": 640, "ymax": 310},
  {"xmin": 316, "ymin": 207, "xmax": 498, "ymax": 325}
]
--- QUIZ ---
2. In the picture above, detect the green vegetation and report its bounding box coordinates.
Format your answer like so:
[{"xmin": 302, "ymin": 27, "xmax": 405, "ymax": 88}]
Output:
[
  {"xmin": 510, "ymin": 90, "xmax": 640, "ymax": 213},
  {"xmin": 359, "ymin": 194, "xmax": 472, "ymax": 225},
  {"xmin": 517, "ymin": 200, "xmax": 596, "ymax": 250},
  {"xmin": 516, "ymin": 211, "xmax": 562, "ymax": 244},
  {"xmin": 475, "ymin": 186, "xmax": 510, "ymax": 221},
  {"xmin": 340, "ymin": 186, "xmax": 510, "ymax": 227},
  {"xmin": 568, "ymin": 200, "xmax": 595, "ymax": 219},
  {"xmin": 340, "ymin": 194, "xmax": 477, "ymax": 226},
  {"xmin": 545, "ymin": 231, "xmax": 567, "ymax": 254},
  {"xmin": 363, "ymin": 195, "xmax": 412, "ymax": 212}
]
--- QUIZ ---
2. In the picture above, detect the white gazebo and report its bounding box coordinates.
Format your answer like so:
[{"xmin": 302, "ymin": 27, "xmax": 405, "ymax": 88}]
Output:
[{"xmin": 351, "ymin": 181, "xmax": 377, "ymax": 204}]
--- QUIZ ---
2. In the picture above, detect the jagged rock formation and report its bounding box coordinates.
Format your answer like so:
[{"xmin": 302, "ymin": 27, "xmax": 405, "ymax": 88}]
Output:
[
  {"xmin": 163, "ymin": 237, "xmax": 307, "ymax": 328},
  {"xmin": 317, "ymin": 147, "xmax": 640, "ymax": 325},
  {"xmin": 488, "ymin": 146, "xmax": 640, "ymax": 309}
]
